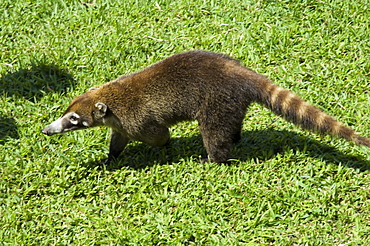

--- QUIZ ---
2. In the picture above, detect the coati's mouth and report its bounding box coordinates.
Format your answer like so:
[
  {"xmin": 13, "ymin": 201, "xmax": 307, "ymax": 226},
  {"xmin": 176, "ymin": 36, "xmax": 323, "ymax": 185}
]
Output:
[{"xmin": 62, "ymin": 125, "xmax": 81, "ymax": 132}]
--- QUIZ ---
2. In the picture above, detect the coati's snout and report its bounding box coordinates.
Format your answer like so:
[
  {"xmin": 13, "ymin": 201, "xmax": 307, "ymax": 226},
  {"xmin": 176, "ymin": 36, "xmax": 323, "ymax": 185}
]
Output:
[
  {"xmin": 42, "ymin": 102, "xmax": 108, "ymax": 136},
  {"xmin": 42, "ymin": 112, "xmax": 90, "ymax": 136}
]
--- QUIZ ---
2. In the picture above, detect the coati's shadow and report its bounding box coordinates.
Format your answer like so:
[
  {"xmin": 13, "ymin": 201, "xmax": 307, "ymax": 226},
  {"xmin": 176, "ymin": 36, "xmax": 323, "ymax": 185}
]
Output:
[
  {"xmin": 0, "ymin": 62, "xmax": 75, "ymax": 101},
  {"xmin": 0, "ymin": 115, "xmax": 19, "ymax": 144},
  {"xmin": 95, "ymin": 134, "xmax": 206, "ymax": 171},
  {"xmin": 88, "ymin": 129, "xmax": 370, "ymax": 172},
  {"xmin": 237, "ymin": 129, "xmax": 370, "ymax": 171},
  {"xmin": 1, "ymin": 62, "xmax": 75, "ymax": 143}
]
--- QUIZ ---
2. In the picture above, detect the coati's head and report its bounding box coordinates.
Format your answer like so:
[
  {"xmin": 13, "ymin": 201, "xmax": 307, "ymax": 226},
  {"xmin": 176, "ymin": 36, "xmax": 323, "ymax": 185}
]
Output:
[{"xmin": 42, "ymin": 88, "xmax": 109, "ymax": 136}]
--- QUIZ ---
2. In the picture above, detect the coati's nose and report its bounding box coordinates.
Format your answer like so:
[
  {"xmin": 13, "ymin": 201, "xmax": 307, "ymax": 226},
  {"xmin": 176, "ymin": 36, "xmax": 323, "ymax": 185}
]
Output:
[
  {"xmin": 42, "ymin": 127, "xmax": 51, "ymax": 136},
  {"xmin": 42, "ymin": 128, "xmax": 48, "ymax": 135},
  {"xmin": 41, "ymin": 118, "xmax": 65, "ymax": 136}
]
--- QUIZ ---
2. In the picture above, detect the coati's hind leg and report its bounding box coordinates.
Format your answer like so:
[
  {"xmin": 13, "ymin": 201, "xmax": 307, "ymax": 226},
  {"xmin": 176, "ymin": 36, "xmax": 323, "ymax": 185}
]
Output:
[
  {"xmin": 105, "ymin": 129, "xmax": 129, "ymax": 164},
  {"xmin": 198, "ymin": 119, "xmax": 243, "ymax": 164}
]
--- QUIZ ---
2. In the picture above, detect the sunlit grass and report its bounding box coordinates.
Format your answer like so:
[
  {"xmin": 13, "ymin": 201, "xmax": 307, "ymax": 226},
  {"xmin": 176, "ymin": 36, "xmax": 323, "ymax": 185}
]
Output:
[{"xmin": 1, "ymin": 0, "xmax": 370, "ymax": 244}]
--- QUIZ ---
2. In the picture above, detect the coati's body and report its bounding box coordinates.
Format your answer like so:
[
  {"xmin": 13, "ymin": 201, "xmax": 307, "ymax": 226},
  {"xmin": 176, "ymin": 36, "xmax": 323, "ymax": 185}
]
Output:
[{"xmin": 42, "ymin": 51, "xmax": 370, "ymax": 163}]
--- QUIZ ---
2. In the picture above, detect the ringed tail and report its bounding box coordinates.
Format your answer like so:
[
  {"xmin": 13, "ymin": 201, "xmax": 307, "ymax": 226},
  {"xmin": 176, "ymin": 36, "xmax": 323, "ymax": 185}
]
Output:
[{"xmin": 256, "ymin": 78, "xmax": 370, "ymax": 148}]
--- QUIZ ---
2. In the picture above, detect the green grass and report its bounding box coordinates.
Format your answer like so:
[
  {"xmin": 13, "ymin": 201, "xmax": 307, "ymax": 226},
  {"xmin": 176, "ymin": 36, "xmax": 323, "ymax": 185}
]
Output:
[{"xmin": 1, "ymin": 0, "xmax": 370, "ymax": 244}]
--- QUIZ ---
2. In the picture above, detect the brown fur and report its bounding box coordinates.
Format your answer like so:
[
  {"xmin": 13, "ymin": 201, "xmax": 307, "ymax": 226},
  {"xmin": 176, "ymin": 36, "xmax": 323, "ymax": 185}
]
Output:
[{"xmin": 42, "ymin": 50, "xmax": 370, "ymax": 163}]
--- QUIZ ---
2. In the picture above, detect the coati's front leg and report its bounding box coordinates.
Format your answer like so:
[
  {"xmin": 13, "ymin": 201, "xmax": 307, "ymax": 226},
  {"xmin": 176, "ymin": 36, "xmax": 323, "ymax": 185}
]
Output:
[{"xmin": 105, "ymin": 129, "xmax": 129, "ymax": 164}]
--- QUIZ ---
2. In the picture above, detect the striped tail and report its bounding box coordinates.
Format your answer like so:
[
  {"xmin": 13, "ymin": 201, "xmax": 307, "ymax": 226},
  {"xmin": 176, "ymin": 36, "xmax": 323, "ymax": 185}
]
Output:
[{"xmin": 257, "ymin": 80, "xmax": 370, "ymax": 148}]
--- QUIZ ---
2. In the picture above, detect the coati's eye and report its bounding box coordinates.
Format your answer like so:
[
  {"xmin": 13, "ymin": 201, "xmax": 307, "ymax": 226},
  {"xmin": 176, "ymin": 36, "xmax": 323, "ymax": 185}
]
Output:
[{"xmin": 69, "ymin": 114, "xmax": 80, "ymax": 125}]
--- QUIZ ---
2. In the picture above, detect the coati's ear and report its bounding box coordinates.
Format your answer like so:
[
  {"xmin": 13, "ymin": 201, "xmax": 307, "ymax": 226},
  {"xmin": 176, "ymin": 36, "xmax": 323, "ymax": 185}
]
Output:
[
  {"xmin": 94, "ymin": 102, "xmax": 107, "ymax": 118},
  {"xmin": 89, "ymin": 87, "xmax": 98, "ymax": 91}
]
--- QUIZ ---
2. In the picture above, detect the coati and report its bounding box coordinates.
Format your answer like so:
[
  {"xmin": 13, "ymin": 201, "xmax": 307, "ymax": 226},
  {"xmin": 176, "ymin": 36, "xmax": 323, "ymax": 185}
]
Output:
[{"xmin": 42, "ymin": 50, "xmax": 370, "ymax": 164}]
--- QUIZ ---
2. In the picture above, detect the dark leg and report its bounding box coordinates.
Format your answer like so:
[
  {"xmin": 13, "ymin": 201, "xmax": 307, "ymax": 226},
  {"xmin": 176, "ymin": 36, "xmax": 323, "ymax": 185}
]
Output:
[
  {"xmin": 105, "ymin": 129, "xmax": 129, "ymax": 164},
  {"xmin": 198, "ymin": 124, "xmax": 234, "ymax": 164},
  {"xmin": 197, "ymin": 111, "xmax": 244, "ymax": 163}
]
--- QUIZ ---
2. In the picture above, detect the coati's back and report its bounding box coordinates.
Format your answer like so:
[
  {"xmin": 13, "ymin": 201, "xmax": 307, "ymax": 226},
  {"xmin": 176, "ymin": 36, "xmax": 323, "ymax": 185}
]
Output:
[{"xmin": 102, "ymin": 51, "xmax": 255, "ymax": 125}]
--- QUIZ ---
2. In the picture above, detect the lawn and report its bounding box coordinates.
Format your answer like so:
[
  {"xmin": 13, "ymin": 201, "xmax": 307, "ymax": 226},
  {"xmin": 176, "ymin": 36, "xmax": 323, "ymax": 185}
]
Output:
[{"xmin": 1, "ymin": 0, "xmax": 370, "ymax": 245}]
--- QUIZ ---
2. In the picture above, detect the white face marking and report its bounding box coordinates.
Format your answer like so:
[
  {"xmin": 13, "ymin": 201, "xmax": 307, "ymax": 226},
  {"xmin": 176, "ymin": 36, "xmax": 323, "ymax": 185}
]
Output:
[
  {"xmin": 82, "ymin": 121, "xmax": 89, "ymax": 127},
  {"xmin": 42, "ymin": 112, "xmax": 84, "ymax": 136},
  {"xmin": 69, "ymin": 112, "xmax": 80, "ymax": 125}
]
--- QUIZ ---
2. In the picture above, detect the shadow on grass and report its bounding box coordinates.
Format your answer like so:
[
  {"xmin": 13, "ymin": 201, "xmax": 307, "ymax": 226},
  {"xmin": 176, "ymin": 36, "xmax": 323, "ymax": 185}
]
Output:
[
  {"xmin": 0, "ymin": 61, "xmax": 76, "ymax": 143},
  {"xmin": 0, "ymin": 62, "xmax": 75, "ymax": 102},
  {"xmin": 237, "ymin": 129, "xmax": 370, "ymax": 171},
  {"xmin": 84, "ymin": 129, "xmax": 370, "ymax": 172},
  {"xmin": 0, "ymin": 115, "xmax": 19, "ymax": 144}
]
